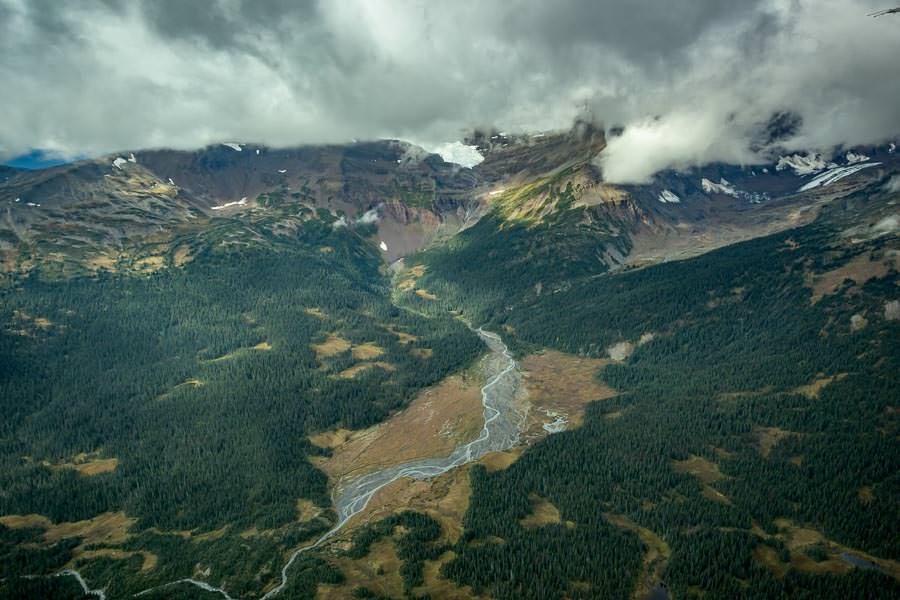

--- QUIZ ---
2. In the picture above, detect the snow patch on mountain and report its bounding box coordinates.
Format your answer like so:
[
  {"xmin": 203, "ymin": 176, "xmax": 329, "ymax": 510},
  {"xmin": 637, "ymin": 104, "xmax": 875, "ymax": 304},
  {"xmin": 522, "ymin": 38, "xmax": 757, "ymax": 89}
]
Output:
[
  {"xmin": 426, "ymin": 141, "xmax": 484, "ymax": 168},
  {"xmin": 700, "ymin": 178, "xmax": 768, "ymax": 204},
  {"xmin": 211, "ymin": 197, "xmax": 247, "ymax": 210},
  {"xmin": 701, "ymin": 178, "xmax": 738, "ymax": 197},
  {"xmin": 222, "ymin": 143, "xmax": 242, "ymax": 151},
  {"xmin": 798, "ymin": 163, "xmax": 881, "ymax": 192},
  {"xmin": 845, "ymin": 151, "xmax": 869, "ymax": 164},
  {"xmin": 112, "ymin": 157, "xmax": 128, "ymax": 169},
  {"xmin": 657, "ymin": 189, "xmax": 681, "ymax": 203},
  {"xmin": 775, "ymin": 153, "xmax": 833, "ymax": 175}
]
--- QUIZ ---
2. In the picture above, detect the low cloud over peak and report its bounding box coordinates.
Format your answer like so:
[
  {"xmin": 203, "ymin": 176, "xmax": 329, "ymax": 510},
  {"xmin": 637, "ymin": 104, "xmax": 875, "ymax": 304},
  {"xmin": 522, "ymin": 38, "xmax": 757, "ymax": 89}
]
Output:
[{"xmin": 2, "ymin": 0, "xmax": 898, "ymax": 182}]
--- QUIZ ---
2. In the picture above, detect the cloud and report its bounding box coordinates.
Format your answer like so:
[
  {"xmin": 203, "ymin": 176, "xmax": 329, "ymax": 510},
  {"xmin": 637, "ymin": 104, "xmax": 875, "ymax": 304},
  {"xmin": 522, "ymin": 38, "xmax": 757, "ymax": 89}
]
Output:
[
  {"xmin": 597, "ymin": 1, "xmax": 900, "ymax": 181},
  {"xmin": 598, "ymin": 112, "xmax": 759, "ymax": 184},
  {"xmin": 1, "ymin": 0, "xmax": 898, "ymax": 182},
  {"xmin": 356, "ymin": 208, "xmax": 379, "ymax": 225}
]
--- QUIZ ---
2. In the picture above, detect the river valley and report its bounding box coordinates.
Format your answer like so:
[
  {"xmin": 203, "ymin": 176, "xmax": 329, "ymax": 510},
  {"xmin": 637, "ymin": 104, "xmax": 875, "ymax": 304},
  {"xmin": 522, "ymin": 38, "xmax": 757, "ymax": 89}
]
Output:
[{"xmin": 131, "ymin": 328, "xmax": 524, "ymax": 599}]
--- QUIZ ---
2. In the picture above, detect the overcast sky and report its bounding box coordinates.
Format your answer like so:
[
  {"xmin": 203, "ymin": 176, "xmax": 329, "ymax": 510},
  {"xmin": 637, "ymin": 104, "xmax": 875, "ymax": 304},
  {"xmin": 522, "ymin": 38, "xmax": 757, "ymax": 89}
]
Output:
[{"xmin": 1, "ymin": 0, "xmax": 898, "ymax": 182}]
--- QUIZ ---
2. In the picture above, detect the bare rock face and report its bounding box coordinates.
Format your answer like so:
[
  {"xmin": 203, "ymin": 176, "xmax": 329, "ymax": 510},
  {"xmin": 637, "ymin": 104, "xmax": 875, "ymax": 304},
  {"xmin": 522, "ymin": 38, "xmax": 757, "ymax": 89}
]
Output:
[
  {"xmin": 380, "ymin": 199, "xmax": 441, "ymax": 228},
  {"xmin": 375, "ymin": 200, "xmax": 467, "ymax": 262}
]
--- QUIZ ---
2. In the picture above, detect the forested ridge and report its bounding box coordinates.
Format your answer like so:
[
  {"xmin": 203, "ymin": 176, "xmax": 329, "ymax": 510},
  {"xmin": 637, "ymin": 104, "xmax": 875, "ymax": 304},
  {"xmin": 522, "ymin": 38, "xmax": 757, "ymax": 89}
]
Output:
[
  {"xmin": 0, "ymin": 212, "xmax": 482, "ymax": 597},
  {"xmin": 385, "ymin": 184, "xmax": 900, "ymax": 598}
]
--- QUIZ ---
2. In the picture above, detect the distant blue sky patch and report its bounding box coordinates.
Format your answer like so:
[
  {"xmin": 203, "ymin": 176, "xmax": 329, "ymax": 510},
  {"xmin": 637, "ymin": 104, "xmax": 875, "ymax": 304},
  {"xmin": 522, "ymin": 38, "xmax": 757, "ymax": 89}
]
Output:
[{"xmin": 3, "ymin": 150, "xmax": 73, "ymax": 170}]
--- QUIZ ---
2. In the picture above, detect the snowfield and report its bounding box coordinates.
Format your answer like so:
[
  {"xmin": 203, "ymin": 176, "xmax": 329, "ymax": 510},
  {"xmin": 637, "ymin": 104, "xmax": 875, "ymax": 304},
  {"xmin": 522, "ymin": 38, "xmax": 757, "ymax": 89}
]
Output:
[
  {"xmin": 798, "ymin": 163, "xmax": 881, "ymax": 192},
  {"xmin": 658, "ymin": 189, "xmax": 681, "ymax": 203},
  {"xmin": 776, "ymin": 153, "xmax": 833, "ymax": 175},
  {"xmin": 426, "ymin": 141, "xmax": 484, "ymax": 168},
  {"xmin": 701, "ymin": 178, "xmax": 738, "ymax": 197},
  {"xmin": 700, "ymin": 178, "xmax": 767, "ymax": 204},
  {"xmin": 210, "ymin": 197, "xmax": 247, "ymax": 210},
  {"xmin": 774, "ymin": 149, "xmax": 884, "ymax": 192},
  {"xmin": 222, "ymin": 143, "xmax": 242, "ymax": 151}
]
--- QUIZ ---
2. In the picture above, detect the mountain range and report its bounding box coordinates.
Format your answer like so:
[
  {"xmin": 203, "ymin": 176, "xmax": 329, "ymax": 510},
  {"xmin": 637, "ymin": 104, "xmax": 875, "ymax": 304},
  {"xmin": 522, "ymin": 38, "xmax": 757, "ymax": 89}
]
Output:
[
  {"xmin": 1, "ymin": 128, "xmax": 898, "ymax": 600},
  {"xmin": 2, "ymin": 127, "xmax": 896, "ymax": 275}
]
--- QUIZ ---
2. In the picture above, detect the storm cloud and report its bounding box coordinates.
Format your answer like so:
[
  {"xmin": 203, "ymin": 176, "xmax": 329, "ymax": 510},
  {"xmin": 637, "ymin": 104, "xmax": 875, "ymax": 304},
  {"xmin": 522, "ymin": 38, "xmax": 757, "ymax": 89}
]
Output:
[{"xmin": 1, "ymin": 0, "xmax": 898, "ymax": 182}]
